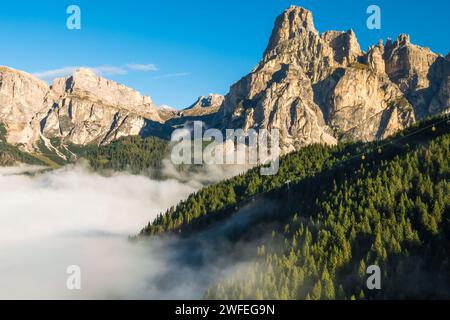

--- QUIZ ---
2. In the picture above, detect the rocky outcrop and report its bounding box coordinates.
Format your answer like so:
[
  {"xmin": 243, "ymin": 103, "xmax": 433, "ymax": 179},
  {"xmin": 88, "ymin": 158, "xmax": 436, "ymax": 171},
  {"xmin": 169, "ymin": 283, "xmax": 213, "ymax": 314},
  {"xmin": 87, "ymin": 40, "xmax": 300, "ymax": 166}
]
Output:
[
  {"xmin": 159, "ymin": 94, "xmax": 225, "ymax": 130},
  {"xmin": 321, "ymin": 29, "xmax": 362, "ymax": 66},
  {"xmin": 0, "ymin": 67, "xmax": 52, "ymax": 149},
  {"xmin": 329, "ymin": 67, "xmax": 415, "ymax": 141},
  {"xmin": 0, "ymin": 67, "xmax": 164, "ymax": 152},
  {"xmin": 158, "ymin": 105, "xmax": 179, "ymax": 122},
  {"xmin": 52, "ymin": 68, "xmax": 160, "ymax": 118},
  {"xmin": 383, "ymin": 34, "xmax": 445, "ymax": 117},
  {"xmin": 40, "ymin": 68, "xmax": 162, "ymax": 146},
  {"xmin": 429, "ymin": 54, "xmax": 450, "ymax": 115},
  {"xmin": 219, "ymin": 7, "xmax": 344, "ymax": 152},
  {"xmin": 182, "ymin": 94, "xmax": 224, "ymax": 117},
  {"xmin": 366, "ymin": 40, "xmax": 386, "ymax": 74},
  {"xmin": 218, "ymin": 6, "xmax": 447, "ymax": 154}
]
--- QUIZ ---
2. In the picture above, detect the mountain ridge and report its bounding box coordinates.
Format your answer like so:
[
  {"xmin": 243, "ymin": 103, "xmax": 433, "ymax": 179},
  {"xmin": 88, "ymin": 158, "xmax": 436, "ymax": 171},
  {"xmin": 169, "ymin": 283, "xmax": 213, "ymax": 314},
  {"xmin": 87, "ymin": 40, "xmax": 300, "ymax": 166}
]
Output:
[
  {"xmin": 217, "ymin": 6, "xmax": 448, "ymax": 153},
  {"xmin": 0, "ymin": 5, "xmax": 449, "ymax": 163}
]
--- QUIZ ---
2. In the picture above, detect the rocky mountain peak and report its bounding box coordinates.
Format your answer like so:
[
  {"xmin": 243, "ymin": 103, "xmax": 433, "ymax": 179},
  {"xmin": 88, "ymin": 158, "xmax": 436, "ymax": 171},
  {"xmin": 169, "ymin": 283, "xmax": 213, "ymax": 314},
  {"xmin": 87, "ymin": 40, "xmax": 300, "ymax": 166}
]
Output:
[
  {"xmin": 382, "ymin": 33, "xmax": 446, "ymax": 117},
  {"xmin": 219, "ymin": 6, "xmax": 449, "ymax": 154},
  {"xmin": 51, "ymin": 68, "xmax": 159, "ymax": 118},
  {"xmin": 172, "ymin": 94, "xmax": 225, "ymax": 118},
  {"xmin": 73, "ymin": 67, "xmax": 97, "ymax": 77},
  {"xmin": 321, "ymin": 29, "xmax": 362, "ymax": 65},
  {"xmin": 260, "ymin": 6, "xmax": 363, "ymax": 86},
  {"xmin": 187, "ymin": 94, "xmax": 225, "ymax": 110},
  {"xmin": 396, "ymin": 34, "xmax": 411, "ymax": 46},
  {"xmin": 159, "ymin": 104, "xmax": 176, "ymax": 112},
  {"xmin": 264, "ymin": 6, "xmax": 316, "ymax": 56},
  {"xmin": 0, "ymin": 65, "xmax": 166, "ymax": 150},
  {"xmin": 0, "ymin": 66, "xmax": 50, "ymax": 88}
]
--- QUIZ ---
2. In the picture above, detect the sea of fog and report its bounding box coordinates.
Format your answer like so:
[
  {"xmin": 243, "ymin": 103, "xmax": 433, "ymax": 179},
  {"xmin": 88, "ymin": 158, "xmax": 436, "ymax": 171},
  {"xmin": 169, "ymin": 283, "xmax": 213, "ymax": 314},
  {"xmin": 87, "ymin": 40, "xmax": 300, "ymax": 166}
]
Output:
[{"xmin": 0, "ymin": 163, "xmax": 249, "ymax": 299}]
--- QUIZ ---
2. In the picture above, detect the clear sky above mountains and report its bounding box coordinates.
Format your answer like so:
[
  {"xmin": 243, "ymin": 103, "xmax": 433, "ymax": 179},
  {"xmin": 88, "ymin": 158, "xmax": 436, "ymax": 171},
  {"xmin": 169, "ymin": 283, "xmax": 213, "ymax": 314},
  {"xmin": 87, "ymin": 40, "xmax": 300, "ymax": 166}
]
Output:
[{"xmin": 0, "ymin": 0, "xmax": 448, "ymax": 109}]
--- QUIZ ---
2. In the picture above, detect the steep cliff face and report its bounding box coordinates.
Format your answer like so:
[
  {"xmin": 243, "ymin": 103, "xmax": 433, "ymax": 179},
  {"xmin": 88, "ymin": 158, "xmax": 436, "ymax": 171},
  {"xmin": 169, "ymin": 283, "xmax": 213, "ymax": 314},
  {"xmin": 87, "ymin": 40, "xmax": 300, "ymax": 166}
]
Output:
[
  {"xmin": 40, "ymin": 68, "xmax": 162, "ymax": 146},
  {"xmin": 220, "ymin": 7, "xmax": 343, "ymax": 152},
  {"xmin": 183, "ymin": 94, "xmax": 224, "ymax": 117},
  {"xmin": 383, "ymin": 34, "xmax": 446, "ymax": 117},
  {"xmin": 428, "ymin": 53, "xmax": 450, "ymax": 115},
  {"xmin": 219, "ymin": 6, "xmax": 447, "ymax": 153},
  {"xmin": 329, "ymin": 67, "xmax": 415, "ymax": 141},
  {"xmin": 0, "ymin": 67, "xmax": 52, "ymax": 149}
]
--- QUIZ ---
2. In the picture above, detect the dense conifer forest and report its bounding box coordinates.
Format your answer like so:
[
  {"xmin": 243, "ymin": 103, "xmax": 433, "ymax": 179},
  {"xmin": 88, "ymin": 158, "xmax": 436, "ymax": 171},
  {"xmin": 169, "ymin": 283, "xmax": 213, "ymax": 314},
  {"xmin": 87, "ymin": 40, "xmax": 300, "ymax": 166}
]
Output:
[
  {"xmin": 140, "ymin": 115, "xmax": 450, "ymax": 299},
  {"xmin": 71, "ymin": 136, "xmax": 169, "ymax": 174},
  {"xmin": 0, "ymin": 124, "xmax": 169, "ymax": 171}
]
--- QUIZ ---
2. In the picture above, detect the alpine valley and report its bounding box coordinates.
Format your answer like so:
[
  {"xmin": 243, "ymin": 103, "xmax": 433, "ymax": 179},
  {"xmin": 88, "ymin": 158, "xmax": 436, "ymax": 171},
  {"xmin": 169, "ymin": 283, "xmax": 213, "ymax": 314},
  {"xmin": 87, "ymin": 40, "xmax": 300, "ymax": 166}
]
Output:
[{"xmin": 0, "ymin": 6, "xmax": 449, "ymax": 300}]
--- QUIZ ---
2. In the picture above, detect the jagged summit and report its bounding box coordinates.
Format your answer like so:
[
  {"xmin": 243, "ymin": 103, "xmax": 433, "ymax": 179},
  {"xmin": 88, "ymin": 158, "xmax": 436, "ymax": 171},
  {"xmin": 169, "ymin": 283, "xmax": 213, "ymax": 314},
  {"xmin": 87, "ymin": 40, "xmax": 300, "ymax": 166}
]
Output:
[
  {"xmin": 159, "ymin": 104, "xmax": 176, "ymax": 111},
  {"xmin": 219, "ymin": 6, "xmax": 449, "ymax": 153},
  {"xmin": 185, "ymin": 94, "xmax": 224, "ymax": 110},
  {"xmin": 51, "ymin": 67, "xmax": 159, "ymax": 116},
  {"xmin": 321, "ymin": 29, "xmax": 362, "ymax": 65},
  {"xmin": 72, "ymin": 67, "xmax": 97, "ymax": 77},
  {"xmin": 0, "ymin": 65, "xmax": 50, "ymax": 88},
  {"xmin": 264, "ymin": 6, "xmax": 316, "ymax": 55}
]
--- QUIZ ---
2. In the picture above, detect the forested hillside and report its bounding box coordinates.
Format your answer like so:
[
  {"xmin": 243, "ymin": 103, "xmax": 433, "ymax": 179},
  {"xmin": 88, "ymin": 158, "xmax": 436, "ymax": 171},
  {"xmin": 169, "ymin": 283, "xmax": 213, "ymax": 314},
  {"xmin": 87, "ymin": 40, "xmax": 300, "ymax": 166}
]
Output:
[
  {"xmin": 0, "ymin": 125, "xmax": 170, "ymax": 174},
  {"xmin": 71, "ymin": 136, "xmax": 169, "ymax": 175},
  {"xmin": 141, "ymin": 115, "xmax": 450, "ymax": 299}
]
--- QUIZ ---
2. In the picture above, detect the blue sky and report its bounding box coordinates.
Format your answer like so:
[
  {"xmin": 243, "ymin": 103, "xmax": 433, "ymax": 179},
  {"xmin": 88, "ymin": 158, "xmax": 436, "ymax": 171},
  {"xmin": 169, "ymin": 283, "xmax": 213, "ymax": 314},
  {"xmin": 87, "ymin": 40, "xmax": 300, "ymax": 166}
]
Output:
[{"xmin": 0, "ymin": 0, "xmax": 448, "ymax": 109}]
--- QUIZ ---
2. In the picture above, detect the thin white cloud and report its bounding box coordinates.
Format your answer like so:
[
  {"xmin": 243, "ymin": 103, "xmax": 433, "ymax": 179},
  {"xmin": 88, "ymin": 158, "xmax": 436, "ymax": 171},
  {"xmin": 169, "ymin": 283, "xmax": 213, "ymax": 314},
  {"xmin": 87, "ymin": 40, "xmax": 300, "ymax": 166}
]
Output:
[
  {"xmin": 126, "ymin": 63, "xmax": 158, "ymax": 72},
  {"xmin": 93, "ymin": 65, "xmax": 128, "ymax": 76},
  {"xmin": 153, "ymin": 72, "xmax": 190, "ymax": 80},
  {"xmin": 33, "ymin": 66, "xmax": 81, "ymax": 80},
  {"xmin": 33, "ymin": 63, "xmax": 159, "ymax": 81}
]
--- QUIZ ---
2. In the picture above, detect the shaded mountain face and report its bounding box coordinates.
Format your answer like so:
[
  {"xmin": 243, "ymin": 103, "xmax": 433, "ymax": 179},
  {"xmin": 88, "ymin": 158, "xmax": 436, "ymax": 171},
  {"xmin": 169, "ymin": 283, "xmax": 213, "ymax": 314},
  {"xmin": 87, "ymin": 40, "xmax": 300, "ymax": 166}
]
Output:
[
  {"xmin": 218, "ymin": 6, "xmax": 449, "ymax": 153},
  {"xmin": 0, "ymin": 6, "xmax": 448, "ymax": 159}
]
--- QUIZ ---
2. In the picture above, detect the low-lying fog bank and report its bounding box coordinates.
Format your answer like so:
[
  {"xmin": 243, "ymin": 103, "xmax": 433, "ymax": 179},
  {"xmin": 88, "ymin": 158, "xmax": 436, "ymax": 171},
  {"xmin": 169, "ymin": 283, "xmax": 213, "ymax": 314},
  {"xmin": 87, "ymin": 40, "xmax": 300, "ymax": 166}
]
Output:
[{"xmin": 0, "ymin": 163, "xmax": 251, "ymax": 299}]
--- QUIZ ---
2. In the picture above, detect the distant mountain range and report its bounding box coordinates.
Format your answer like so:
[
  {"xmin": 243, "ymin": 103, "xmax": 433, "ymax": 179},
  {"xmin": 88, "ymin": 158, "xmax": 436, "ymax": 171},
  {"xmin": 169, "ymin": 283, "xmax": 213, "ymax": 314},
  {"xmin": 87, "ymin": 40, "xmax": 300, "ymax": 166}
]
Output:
[{"xmin": 0, "ymin": 5, "xmax": 448, "ymax": 163}]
